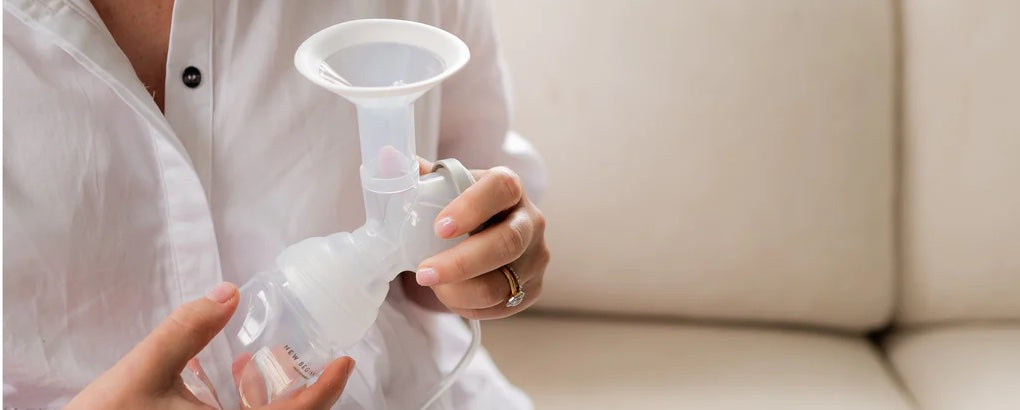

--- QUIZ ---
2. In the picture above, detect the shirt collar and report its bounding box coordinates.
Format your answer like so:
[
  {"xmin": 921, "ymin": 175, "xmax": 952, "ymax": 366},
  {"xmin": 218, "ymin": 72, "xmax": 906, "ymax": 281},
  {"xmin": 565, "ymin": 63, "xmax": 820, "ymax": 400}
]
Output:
[{"xmin": 4, "ymin": 0, "xmax": 185, "ymax": 157}]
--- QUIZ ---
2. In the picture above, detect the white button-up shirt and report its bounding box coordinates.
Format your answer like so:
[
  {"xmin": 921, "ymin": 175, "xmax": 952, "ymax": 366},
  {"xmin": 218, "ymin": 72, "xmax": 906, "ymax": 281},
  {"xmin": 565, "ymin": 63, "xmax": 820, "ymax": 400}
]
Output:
[{"xmin": 3, "ymin": 1, "xmax": 542, "ymax": 408}]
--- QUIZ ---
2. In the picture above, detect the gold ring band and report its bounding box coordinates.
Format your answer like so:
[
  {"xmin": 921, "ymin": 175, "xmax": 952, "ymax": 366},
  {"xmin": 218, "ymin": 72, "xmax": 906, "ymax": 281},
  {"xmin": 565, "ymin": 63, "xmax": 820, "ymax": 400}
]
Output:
[{"xmin": 500, "ymin": 264, "xmax": 526, "ymax": 308}]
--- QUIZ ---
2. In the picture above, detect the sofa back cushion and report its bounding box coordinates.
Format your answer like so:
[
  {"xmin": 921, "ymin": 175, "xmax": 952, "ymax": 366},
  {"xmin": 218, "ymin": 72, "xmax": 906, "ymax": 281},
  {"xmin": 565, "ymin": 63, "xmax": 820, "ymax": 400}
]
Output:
[
  {"xmin": 493, "ymin": 0, "xmax": 896, "ymax": 331},
  {"xmin": 898, "ymin": 0, "xmax": 1020, "ymax": 324}
]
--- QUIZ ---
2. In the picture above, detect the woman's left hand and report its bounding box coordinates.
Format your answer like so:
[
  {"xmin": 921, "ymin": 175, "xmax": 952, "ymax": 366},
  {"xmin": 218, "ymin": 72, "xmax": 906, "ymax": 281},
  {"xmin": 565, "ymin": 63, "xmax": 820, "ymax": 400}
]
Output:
[{"xmin": 402, "ymin": 158, "xmax": 549, "ymax": 319}]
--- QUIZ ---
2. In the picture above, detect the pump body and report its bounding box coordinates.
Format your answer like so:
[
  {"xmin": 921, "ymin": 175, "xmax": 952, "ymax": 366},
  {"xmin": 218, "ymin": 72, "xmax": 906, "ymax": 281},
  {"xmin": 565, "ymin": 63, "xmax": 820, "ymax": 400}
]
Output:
[
  {"xmin": 216, "ymin": 160, "xmax": 474, "ymax": 406},
  {"xmin": 182, "ymin": 18, "xmax": 476, "ymax": 408}
]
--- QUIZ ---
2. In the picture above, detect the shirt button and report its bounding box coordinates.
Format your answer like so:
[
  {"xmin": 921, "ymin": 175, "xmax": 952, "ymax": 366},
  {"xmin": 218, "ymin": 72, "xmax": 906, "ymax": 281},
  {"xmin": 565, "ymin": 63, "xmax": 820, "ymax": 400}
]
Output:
[{"xmin": 182, "ymin": 66, "xmax": 202, "ymax": 88}]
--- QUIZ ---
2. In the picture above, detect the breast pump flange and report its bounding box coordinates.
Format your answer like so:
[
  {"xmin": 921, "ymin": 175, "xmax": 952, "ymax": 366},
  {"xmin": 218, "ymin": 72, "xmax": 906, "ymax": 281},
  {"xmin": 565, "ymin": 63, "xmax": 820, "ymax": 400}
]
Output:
[
  {"xmin": 183, "ymin": 19, "xmax": 483, "ymax": 409},
  {"xmin": 285, "ymin": 18, "xmax": 474, "ymax": 351},
  {"xmin": 283, "ymin": 18, "xmax": 483, "ymax": 406}
]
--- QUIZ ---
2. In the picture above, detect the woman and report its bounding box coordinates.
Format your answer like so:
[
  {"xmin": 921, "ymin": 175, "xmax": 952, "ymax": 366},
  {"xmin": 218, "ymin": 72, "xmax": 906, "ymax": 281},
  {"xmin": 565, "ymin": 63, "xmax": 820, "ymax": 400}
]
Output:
[{"xmin": 3, "ymin": 0, "xmax": 548, "ymax": 408}]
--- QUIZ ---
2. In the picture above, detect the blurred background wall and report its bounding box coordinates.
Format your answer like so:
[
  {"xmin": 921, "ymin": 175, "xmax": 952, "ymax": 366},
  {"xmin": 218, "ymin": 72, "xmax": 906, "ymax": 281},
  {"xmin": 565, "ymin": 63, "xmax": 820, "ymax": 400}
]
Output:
[
  {"xmin": 490, "ymin": 0, "xmax": 896, "ymax": 329},
  {"xmin": 482, "ymin": 1, "xmax": 1020, "ymax": 408}
]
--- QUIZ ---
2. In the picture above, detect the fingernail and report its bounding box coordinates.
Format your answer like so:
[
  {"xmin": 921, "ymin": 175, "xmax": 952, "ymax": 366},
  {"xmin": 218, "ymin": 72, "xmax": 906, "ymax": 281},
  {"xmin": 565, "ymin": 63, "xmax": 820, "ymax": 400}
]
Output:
[
  {"xmin": 205, "ymin": 282, "xmax": 235, "ymax": 303},
  {"xmin": 345, "ymin": 358, "xmax": 356, "ymax": 378},
  {"xmin": 416, "ymin": 268, "xmax": 439, "ymax": 286},
  {"xmin": 435, "ymin": 217, "xmax": 456, "ymax": 238}
]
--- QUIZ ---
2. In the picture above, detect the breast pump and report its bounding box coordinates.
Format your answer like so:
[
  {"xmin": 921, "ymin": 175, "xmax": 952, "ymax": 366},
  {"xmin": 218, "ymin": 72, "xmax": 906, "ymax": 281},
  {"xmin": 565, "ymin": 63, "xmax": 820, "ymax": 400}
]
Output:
[{"xmin": 182, "ymin": 19, "xmax": 482, "ymax": 409}]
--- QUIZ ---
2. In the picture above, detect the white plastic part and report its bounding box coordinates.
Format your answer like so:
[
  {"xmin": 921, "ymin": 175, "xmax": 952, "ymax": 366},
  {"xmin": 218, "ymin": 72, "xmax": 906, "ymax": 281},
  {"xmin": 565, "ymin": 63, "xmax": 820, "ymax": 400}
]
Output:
[
  {"xmin": 294, "ymin": 19, "xmax": 470, "ymax": 103},
  {"xmin": 275, "ymin": 164, "xmax": 474, "ymax": 347},
  {"xmin": 185, "ymin": 19, "xmax": 481, "ymax": 409},
  {"xmin": 284, "ymin": 17, "xmax": 474, "ymax": 348},
  {"xmin": 282, "ymin": 19, "xmax": 479, "ymax": 409}
]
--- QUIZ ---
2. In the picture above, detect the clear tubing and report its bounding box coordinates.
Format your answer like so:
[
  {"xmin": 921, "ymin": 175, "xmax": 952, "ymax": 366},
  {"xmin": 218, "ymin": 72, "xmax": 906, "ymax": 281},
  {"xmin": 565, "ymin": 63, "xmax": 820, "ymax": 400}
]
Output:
[{"xmin": 420, "ymin": 319, "xmax": 482, "ymax": 410}]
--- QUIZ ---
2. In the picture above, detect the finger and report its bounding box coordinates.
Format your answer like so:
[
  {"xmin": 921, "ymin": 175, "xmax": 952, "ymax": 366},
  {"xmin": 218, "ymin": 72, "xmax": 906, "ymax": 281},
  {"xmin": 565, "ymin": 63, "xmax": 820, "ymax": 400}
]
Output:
[
  {"xmin": 434, "ymin": 166, "xmax": 524, "ymax": 239},
  {"xmin": 418, "ymin": 207, "xmax": 535, "ymax": 286},
  {"xmin": 231, "ymin": 352, "xmax": 270, "ymax": 408},
  {"xmin": 432, "ymin": 239, "xmax": 547, "ymax": 310},
  {"xmin": 231, "ymin": 352, "xmax": 254, "ymax": 388},
  {"xmin": 398, "ymin": 271, "xmax": 450, "ymax": 312},
  {"xmin": 416, "ymin": 156, "xmax": 435, "ymax": 176},
  {"xmin": 432, "ymin": 269, "xmax": 514, "ymax": 310},
  {"xmin": 451, "ymin": 276, "xmax": 545, "ymax": 320},
  {"xmin": 129, "ymin": 282, "xmax": 239, "ymax": 385},
  {"xmin": 270, "ymin": 357, "xmax": 355, "ymax": 410}
]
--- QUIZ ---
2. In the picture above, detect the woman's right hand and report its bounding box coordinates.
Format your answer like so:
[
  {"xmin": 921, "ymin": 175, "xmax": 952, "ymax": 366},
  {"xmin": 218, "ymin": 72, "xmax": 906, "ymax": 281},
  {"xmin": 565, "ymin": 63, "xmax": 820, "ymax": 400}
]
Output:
[{"xmin": 66, "ymin": 282, "xmax": 355, "ymax": 410}]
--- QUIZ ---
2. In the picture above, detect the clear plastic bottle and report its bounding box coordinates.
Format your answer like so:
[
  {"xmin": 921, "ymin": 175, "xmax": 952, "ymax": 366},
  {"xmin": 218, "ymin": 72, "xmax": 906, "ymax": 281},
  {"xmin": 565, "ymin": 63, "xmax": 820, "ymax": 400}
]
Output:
[
  {"xmin": 225, "ymin": 268, "xmax": 337, "ymax": 407},
  {"xmin": 215, "ymin": 225, "xmax": 396, "ymax": 406},
  {"xmin": 179, "ymin": 268, "xmax": 342, "ymax": 408}
]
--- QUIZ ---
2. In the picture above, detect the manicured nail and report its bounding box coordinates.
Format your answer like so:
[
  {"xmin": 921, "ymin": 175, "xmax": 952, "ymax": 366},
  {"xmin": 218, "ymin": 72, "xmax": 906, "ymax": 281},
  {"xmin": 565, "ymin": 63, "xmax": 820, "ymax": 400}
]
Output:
[
  {"xmin": 435, "ymin": 217, "xmax": 456, "ymax": 238},
  {"xmin": 206, "ymin": 282, "xmax": 235, "ymax": 303},
  {"xmin": 416, "ymin": 268, "xmax": 439, "ymax": 286}
]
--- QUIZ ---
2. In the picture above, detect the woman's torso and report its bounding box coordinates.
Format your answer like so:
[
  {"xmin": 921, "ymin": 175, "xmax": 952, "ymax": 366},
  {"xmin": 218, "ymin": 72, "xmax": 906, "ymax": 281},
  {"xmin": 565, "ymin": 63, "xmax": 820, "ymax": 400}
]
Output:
[{"xmin": 2, "ymin": 1, "xmax": 527, "ymax": 408}]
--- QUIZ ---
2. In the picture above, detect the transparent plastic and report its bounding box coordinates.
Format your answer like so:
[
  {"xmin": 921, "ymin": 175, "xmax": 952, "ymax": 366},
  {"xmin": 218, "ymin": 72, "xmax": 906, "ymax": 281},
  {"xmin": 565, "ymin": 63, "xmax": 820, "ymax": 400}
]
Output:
[
  {"xmin": 183, "ymin": 19, "xmax": 479, "ymax": 409},
  {"xmin": 227, "ymin": 269, "xmax": 335, "ymax": 407}
]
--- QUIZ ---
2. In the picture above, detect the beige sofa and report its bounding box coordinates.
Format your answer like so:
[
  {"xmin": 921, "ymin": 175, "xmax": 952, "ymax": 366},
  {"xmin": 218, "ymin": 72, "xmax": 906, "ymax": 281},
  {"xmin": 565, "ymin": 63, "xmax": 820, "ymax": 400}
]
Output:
[{"xmin": 481, "ymin": 1, "xmax": 1020, "ymax": 409}]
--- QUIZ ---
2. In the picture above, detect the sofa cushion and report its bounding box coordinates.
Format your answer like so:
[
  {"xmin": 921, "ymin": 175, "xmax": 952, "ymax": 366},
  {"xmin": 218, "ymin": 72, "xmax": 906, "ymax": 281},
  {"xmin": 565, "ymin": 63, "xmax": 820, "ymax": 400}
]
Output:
[
  {"xmin": 886, "ymin": 324, "xmax": 1020, "ymax": 410},
  {"xmin": 898, "ymin": 0, "xmax": 1020, "ymax": 324},
  {"xmin": 492, "ymin": 0, "xmax": 896, "ymax": 331},
  {"xmin": 483, "ymin": 315, "xmax": 914, "ymax": 409}
]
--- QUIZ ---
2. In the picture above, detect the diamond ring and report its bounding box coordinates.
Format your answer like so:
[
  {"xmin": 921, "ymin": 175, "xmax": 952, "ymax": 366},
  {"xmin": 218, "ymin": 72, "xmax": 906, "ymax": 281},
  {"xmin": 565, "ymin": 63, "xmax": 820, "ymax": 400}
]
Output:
[{"xmin": 500, "ymin": 264, "xmax": 526, "ymax": 308}]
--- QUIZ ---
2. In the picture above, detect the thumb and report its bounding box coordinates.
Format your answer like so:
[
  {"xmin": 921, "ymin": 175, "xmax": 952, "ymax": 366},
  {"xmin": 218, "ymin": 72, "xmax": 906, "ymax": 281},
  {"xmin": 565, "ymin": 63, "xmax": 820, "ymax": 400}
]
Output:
[
  {"xmin": 417, "ymin": 156, "xmax": 435, "ymax": 176},
  {"xmin": 126, "ymin": 282, "xmax": 239, "ymax": 385}
]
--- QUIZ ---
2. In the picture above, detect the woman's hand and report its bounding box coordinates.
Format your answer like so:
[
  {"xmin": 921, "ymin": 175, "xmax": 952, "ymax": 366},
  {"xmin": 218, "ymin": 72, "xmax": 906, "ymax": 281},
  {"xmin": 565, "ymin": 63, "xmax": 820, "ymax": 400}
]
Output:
[
  {"xmin": 66, "ymin": 282, "xmax": 355, "ymax": 410},
  {"xmin": 403, "ymin": 158, "xmax": 550, "ymax": 319}
]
